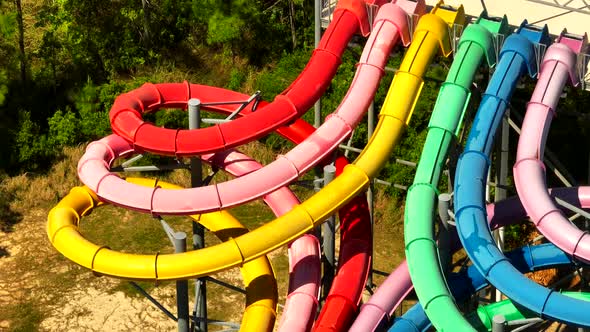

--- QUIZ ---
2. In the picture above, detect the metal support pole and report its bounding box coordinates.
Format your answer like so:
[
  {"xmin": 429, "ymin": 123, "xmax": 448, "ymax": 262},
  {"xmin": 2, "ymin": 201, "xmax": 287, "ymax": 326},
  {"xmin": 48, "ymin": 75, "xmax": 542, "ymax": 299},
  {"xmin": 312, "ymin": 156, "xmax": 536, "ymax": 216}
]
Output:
[
  {"xmin": 174, "ymin": 232, "xmax": 190, "ymax": 332},
  {"xmin": 492, "ymin": 315, "xmax": 506, "ymax": 332},
  {"xmin": 188, "ymin": 99, "xmax": 207, "ymax": 332},
  {"xmin": 313, "ymin": 0, "xmax": 323, "ymax": 243},
  {"xmin": 367, "ymin": 101, "xmax": 375, "ymax": 288},
  {"xmin": 321, "ymin": 164, "xmax": 336, "ymax": 300},
  {"xmin": 437, "ymin": 193, "xmax": 452, "ymax": 275}
]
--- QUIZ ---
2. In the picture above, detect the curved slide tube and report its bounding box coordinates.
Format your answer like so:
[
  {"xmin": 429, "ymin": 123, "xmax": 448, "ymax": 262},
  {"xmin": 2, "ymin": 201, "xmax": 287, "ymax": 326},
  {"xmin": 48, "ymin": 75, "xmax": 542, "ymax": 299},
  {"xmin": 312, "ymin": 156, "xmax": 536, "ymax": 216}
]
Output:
[
  {"xmin": 277, "ymin": 235, "xmax": 321, "ymax": 332},
  {"xmin": 391, "ymin": 186, "xmax": 590, "ymax": 331},
  {"xmin": 110, "ymin": 0, "xmax": 373, "ymax": 157},
  {"xmin": 352, "ymin": 186, "xmax": 588, "ymax": 331},
  {"xmin": 58, "ymin": 133, "xmax": 323, "ymax": 329},
  {"xmin": 352, "ymin": 12, "xmax": 508, "ymax": 331},
  {"xmin": 77, "ymin": 1, "xmax": 415, "ymax": 216},
  {"xmin": 454, "ymin": 21, "xmax": 590, "ymax": 327},
  {"xmin": 312, "ymin": 158, "xmax": 376, "ymax": 332},
  {"xmin": 513, "ymin": 32, "xmax": 590, "ymax": 262},
  {"xmin": 394, "ymin": 243, "xmax": 576, "ymax": 332},
  {"xmin": 469, "ymin": 292, "xmax": 590, "ymax": 331},
  {"xmin": 48, "ymin": 181, "xmax": 278, "ymax": 332},
  {"xmin": 48, "ymin": 6, "xmax": 456, "ymax": 290},
  {"xmin": 402, "ymin": 13, "xmax": 504, "ymax": 332}
]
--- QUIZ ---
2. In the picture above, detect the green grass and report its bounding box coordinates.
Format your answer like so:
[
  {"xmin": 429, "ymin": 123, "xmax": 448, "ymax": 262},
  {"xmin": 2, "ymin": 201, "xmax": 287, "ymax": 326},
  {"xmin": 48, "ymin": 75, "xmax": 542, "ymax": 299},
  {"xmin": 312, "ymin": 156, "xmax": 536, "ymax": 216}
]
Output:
[{"xmin": 3, "ymin": 301, "xmax": 43, "ymax": 332}]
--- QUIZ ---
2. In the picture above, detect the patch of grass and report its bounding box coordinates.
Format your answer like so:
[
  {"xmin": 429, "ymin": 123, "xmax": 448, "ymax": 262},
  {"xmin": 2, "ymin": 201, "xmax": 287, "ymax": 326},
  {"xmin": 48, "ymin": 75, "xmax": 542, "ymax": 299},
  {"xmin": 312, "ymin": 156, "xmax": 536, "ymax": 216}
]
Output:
[
  {"xmin": 3, "ymin": 301, "xmax": 44, "ymax": 332},
  {"xmin": 110, "ymin": 280, "xmax": 173, "ymax": 298}
]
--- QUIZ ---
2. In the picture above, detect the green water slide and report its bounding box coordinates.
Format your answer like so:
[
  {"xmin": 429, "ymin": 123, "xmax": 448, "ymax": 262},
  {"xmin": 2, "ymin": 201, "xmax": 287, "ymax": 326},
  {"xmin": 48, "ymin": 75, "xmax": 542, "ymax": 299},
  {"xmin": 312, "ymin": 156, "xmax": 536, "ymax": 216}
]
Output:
[
  {"xmin": 467, "ymin": 292, "xmax": 590, "ymax": 331},
  {"xmin": 403, "ymin": 13, "xmax": 510, "ymax": 332}
]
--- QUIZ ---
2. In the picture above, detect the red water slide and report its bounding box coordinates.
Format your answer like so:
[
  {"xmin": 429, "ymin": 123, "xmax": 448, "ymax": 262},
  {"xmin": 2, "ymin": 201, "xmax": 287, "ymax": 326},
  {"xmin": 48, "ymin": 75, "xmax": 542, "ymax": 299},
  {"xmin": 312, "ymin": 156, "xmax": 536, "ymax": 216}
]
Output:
[{"xmin": 110, "ymin": 0, "xmax": 371, "ymax": 157}]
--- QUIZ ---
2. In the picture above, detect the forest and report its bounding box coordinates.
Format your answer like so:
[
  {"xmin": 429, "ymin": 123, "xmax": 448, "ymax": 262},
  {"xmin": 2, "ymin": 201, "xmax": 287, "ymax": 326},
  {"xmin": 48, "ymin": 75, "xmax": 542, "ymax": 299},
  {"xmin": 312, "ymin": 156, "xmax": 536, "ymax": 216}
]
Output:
[{"xmin": 1, "ymin": 0, "xmax": 589, "ymax": 195}]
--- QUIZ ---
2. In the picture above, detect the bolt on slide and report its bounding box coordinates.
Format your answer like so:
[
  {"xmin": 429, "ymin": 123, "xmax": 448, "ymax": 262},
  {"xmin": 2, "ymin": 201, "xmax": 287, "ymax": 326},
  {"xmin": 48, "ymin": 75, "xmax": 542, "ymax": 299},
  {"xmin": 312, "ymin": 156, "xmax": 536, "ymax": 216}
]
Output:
[
  {"xmin": 454, "ymin": 21, "xmax": 590, "ymax": 327},
  {"xmin": 513, "ymin": 31, "xmax": 590, "ymax": 262}
]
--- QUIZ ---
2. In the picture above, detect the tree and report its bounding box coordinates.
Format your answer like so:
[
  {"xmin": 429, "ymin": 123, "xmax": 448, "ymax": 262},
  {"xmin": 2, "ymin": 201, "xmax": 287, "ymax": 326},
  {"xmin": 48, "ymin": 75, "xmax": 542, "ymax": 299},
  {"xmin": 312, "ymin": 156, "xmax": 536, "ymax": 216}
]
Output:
[{"xmin": 13, "ymin": 0, "xmax": 25, "ymax": 83}]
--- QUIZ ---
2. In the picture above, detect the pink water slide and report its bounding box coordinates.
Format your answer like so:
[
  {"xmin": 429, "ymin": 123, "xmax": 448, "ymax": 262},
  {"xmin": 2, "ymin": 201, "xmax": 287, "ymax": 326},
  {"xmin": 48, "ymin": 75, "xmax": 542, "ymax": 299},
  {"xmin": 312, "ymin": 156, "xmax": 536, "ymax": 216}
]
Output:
[
  {"xmin": 513, "ymin": 32, "xmax": 590, "ymax": 262},
  {"xmin": 77, "ymin": 2, "xmax": 412, "ymax": 216},
  {"xmin": 349, "ymin": 186, "xmax": 590, "ymax": 331},
  {"xmin": 92, "ymin": 134, "xmax": 322, "ymax": 330}
]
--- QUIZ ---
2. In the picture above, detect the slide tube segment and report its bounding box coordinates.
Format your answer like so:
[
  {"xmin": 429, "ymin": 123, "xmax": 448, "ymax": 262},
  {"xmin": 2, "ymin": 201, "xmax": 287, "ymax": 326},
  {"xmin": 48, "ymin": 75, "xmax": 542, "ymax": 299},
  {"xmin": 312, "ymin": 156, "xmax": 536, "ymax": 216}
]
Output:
[
  {"xmin": 393, "ymin": 243, "xmax": 575, "ymax": 332},
  {"xmin": 78, "ymin": 1, "xmax": 417, "ymax": 216},
  {"xmin": 277, "ymin": 235, "xmax": 321, "ymax": 332},
  {"xmin": 513, "ymin": 32, "xmax": 590, "ymax": 262},
  {"xmin": 312, "ymin": 158, "xmax": 373, "ymax": 332},
  {"xmin": 468, "ymin": 292, "xmax": 590, "ymax": 331},
  {"xmin": 50, "ymin": 4, "xmax": 456, "ymax": 285},
  {"xmin": 352, "ymin": 185, "xmax": 590, "ymax": 331},
  {"xmin": 110, "ymin": 0, "xmax": 369, "ymax": 157},
  {"xmin": 313, "ymin": 6, "xmax": 464, "ymax": 329},
  {"xmin": 454, "ymin": 21, "xmax": 590, "ymax": 327},
  {"xmin": 61, "ymin": 130, "xmax": 322, "ymax": 329},
  {"xmin": 48, "ymin": 181, "xmax": 278, "ymax": 332},
  {"xmin": 403, "ymin": 12, "xmax": 505, "ymax": 332}
]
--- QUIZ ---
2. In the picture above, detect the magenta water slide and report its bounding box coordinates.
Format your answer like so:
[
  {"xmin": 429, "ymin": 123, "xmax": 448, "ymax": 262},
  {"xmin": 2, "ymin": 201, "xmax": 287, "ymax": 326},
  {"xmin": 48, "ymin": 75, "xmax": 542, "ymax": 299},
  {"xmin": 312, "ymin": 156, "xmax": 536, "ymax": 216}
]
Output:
[{"xmin": 513, "ymin": 32, "xmax": 590, "ymax": 262}]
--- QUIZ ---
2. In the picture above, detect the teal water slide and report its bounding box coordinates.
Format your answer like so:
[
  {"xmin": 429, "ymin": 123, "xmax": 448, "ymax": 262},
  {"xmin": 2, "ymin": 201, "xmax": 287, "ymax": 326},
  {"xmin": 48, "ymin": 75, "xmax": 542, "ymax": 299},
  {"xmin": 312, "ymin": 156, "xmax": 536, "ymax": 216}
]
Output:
[{"xmin": 403, "ymin": 13, "xmax": 509, "ymax": 332}]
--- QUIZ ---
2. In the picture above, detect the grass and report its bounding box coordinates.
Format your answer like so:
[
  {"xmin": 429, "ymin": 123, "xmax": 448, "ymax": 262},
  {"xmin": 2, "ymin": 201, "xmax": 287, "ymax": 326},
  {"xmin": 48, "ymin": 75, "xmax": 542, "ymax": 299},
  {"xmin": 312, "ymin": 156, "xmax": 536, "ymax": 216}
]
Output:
[
  {"xmin": 3, "ymin": 301, "xmax": 43, "ymax": 332},
  {"xmin": 0, "ymin": 136, "xmax": 411, "ymax": 331}
]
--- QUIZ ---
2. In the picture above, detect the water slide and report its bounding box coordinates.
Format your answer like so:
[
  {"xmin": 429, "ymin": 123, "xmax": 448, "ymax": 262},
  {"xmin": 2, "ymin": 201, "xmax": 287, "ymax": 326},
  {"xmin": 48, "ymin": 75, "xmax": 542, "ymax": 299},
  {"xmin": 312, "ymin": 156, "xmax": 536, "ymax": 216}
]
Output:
[
  {"xmin": 108, "ymin": 0, "xmax": 372, "ymax": 157},
  {"xmin": 350, "ymin": 12, "xmax": 504, "ymax": 331},
  {"xmin": 454, "ymin": 20, "xmax": 590, "ymax": 327},
  {"xmin": 51, "ymin": 2, "xmax": 423, "ymax": 329},
  {"xmin": 72, "ymin": 2, "xmax": 416, "ymax": 328},
  {"xmin": 468, "ymin": 292, "xmax": 590, "ymax": 331},
  {"xmin": 48, "ymin": 181, "xmax": 278, "ymax": 332},
  {"xmin": 61, "ymin": 3, "xmax": 417, "ymax": 329},
  {"xmin": 392, "ymin": 186, "xmax": 590, "ymax": 331},
  {"xmin": 77, "ymin": 1, "xmax": 413, "ymax": 216},
  {"xmin": 401, "ymin": 12, "xmax": 505, "ymax": 332},
  {"xmin": 394, "ymin": 244, "xmax": 575, "ymax": 332},
  {"xmin": 49, "ymin": 17, "xmax": 454, "ymax": 328},
  {"xmin": 513, "ymin": 31, "xmax": 590, "ymax": 262}
]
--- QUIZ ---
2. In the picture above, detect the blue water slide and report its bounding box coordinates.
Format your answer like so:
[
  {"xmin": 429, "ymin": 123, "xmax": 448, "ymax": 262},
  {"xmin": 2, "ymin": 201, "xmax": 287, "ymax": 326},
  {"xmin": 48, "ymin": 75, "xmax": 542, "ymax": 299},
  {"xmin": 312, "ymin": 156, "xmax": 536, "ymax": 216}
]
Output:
[
  {"xmin": 389, "ymin": 243, "xmax": 573, "ymax": 331},
  {"xmin": 453, "ymin": 20, "xmax": 590, "ymax": 327}
]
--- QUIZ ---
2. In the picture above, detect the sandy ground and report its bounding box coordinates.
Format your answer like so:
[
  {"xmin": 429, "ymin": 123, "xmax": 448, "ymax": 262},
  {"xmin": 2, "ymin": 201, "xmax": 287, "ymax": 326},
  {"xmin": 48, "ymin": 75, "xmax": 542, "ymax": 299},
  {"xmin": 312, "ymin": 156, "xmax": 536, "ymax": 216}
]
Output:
[{"xmin": 0, "ymin": 207, "xmax": 179, "ymax": 331}]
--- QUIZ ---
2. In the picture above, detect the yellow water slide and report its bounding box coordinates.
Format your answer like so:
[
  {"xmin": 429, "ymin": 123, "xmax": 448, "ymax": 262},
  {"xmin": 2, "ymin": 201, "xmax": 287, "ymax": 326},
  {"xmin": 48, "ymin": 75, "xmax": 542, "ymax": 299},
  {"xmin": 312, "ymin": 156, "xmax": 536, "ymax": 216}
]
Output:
[
  {"xmin": 47, "ymin": 1, "xmax": 460, "ymax": 290},
  {"xmin": 47, "ymin": 178, "xmax": 277, "ymax": 332}
]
